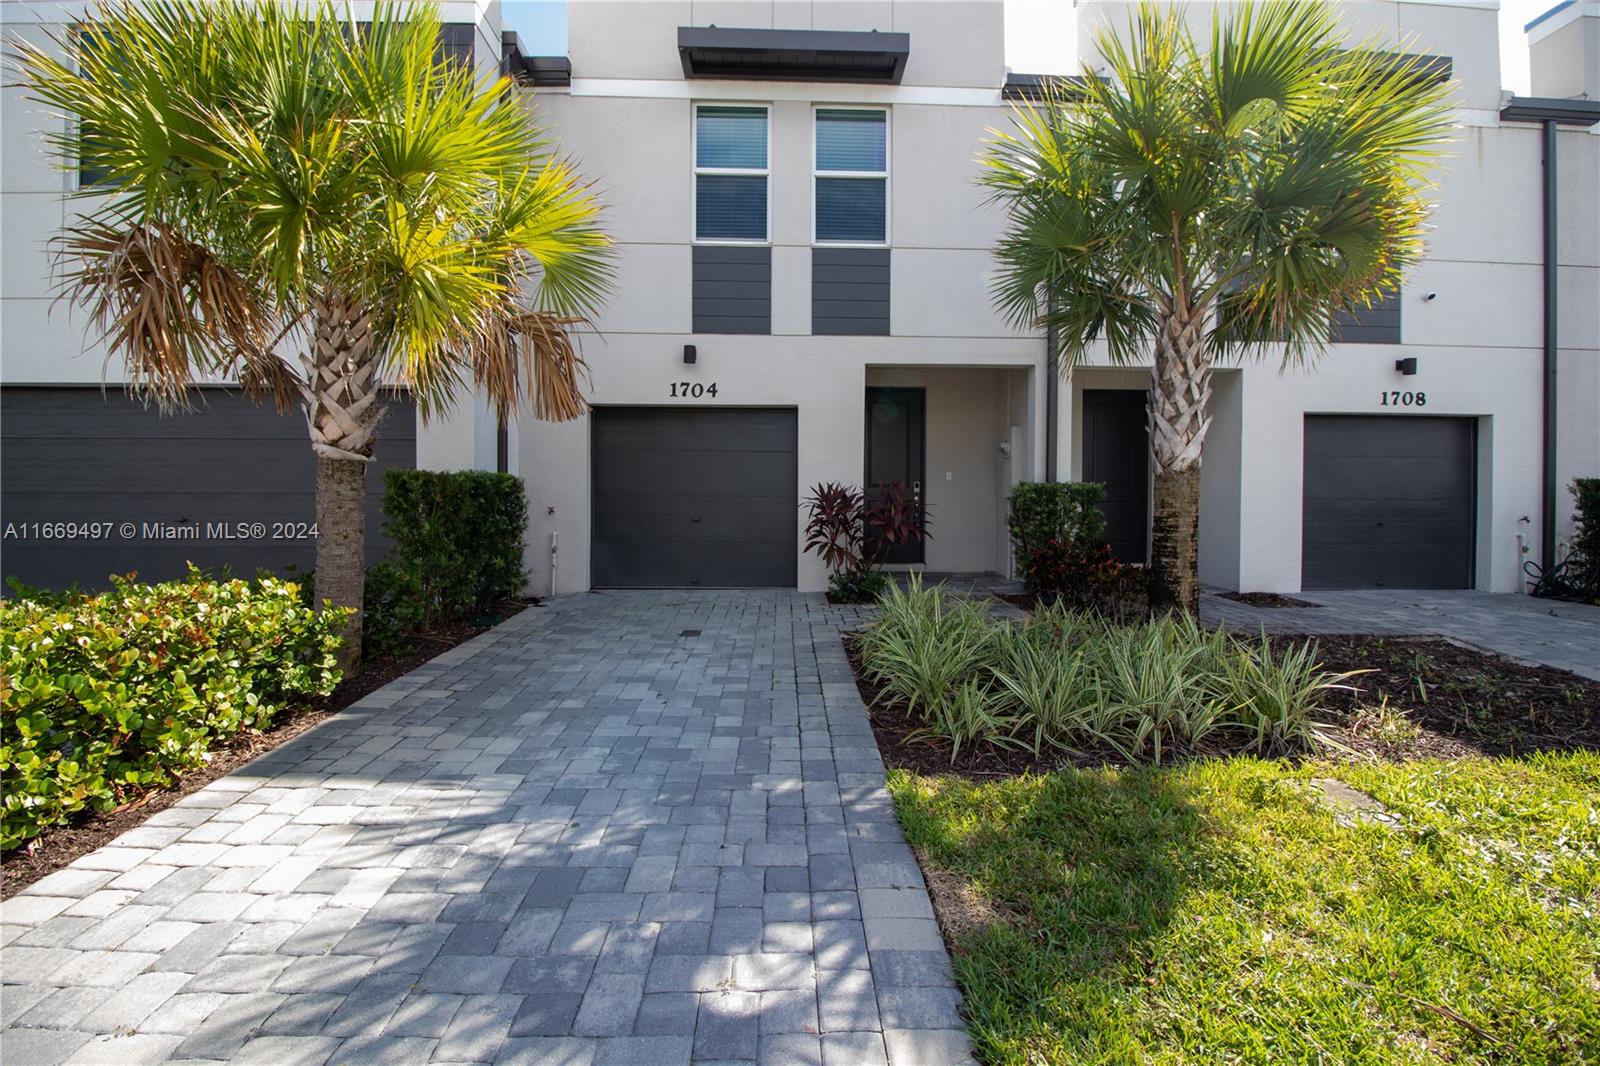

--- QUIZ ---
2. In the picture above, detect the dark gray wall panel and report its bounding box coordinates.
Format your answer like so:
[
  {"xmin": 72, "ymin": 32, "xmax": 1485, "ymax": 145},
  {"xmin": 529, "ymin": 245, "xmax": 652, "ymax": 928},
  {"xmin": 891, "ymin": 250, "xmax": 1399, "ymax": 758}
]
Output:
[
  {"xmin": 591, "ymin": 407, "xmax": 797, "ymax": 588},
  {"xmin": 692, "ymin": 246, "xmax": 771, "ymax": 334},
  {"xmin": 1302, "ymin": 415, "xmax": 1475, "ymax": 589},
  {"xmin": 1330, "ymin": 291, "xmax": 1401, "ymax": 344},
  {"xmin": 813, "ymin": 248, "xmax": 890, "ymax": 336},
  {"xmin": 0, "ymin": 387, "xmax": 416, "ymax": 591}
]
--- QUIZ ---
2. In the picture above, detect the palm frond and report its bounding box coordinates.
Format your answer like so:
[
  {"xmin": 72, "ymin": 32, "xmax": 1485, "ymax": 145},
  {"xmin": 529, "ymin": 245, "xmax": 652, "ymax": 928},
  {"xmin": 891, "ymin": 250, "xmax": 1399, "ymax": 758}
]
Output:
[{"xmin": 53, "ymin": 219, "xmax": 276, "ymax": 410}]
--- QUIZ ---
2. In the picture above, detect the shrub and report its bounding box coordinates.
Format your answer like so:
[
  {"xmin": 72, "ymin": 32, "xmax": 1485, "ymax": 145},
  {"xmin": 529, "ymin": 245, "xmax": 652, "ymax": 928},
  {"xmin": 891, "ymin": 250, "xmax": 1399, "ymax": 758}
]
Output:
[
  {"xmin": 381, "ymin": 469, "xmax": 528, "ymax": 628},
  {"xmin": 1008, "ymin": 482, "xmax": 1142, "ymax": 612},
  {"xmin": 856, "ymin": 578, "xmax": 996, "ymax": 717},
  {"xmin": 1008, "ymin": 482, "xmax": 1108, "ymax": 560},
  {"xmin": 1567, "ymin": 478, "xmax": 1600, "ymax": 604},
  {"xmin": 361, "ymin": 561, "xmax": 428, "ymax": 659},
  {"xmin": 1027, "ymin": 540, "xmax": 1148, "ymax": 622},
  {"xmin": 0, "ymin": 569, "xmax": 346, "ymax": 849},
  {"xmin": 802, "ymin": 480, "xmax": 927, "ymax": 602},
  {"xmin": 857, "ymin": 579, "xmax": 1357, "ymax": 763}
]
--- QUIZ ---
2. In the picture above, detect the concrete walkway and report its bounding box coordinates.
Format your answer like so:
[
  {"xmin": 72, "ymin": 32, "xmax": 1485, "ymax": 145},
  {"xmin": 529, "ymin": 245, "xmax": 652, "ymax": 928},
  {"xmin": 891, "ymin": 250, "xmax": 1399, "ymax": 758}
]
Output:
[
  {"xmin": 0, "ymin": 592, "xmax": 973, "ymax": 1066},
  {"xmin": 1202, "ymin": 588, "xmax": 1600, "ymax": 680}
]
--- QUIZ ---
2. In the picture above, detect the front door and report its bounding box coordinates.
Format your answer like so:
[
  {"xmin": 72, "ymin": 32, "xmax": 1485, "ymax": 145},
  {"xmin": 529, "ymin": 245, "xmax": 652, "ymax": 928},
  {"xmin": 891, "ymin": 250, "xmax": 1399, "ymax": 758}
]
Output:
[
  {"xmin": 1082, "ymin": 389, "xmax": 1150, "ymax": 565},
  {"xmin": 864, "ymin": 387, "xmax": 926, "ymax": 565}
]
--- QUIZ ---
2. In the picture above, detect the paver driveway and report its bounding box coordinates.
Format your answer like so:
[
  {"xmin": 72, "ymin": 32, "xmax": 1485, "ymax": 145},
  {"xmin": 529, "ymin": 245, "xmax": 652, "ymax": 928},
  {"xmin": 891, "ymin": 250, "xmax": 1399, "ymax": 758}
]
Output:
[
  {"xmin": 1202, "ymin": 588, "xmax": 1600, "ymax": 680},
  {"xmin": 0, "ymin": 591, "xmax": 973, "ymax": 1066}
]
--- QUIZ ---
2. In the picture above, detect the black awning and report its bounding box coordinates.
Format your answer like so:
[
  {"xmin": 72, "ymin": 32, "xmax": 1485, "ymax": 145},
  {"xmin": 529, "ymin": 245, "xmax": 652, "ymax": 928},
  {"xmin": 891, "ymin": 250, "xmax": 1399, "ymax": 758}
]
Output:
[
  {"xmin": 1500, "ymin": 95, "xmax": 1600, "ymax": 126},
  {"xmin": 1002, "ymin": 72, "xmax": 1088, "ymax": 101},
  {"xmin": 677, "ymin": 26, "xmax": 909, "ymax": 84}
]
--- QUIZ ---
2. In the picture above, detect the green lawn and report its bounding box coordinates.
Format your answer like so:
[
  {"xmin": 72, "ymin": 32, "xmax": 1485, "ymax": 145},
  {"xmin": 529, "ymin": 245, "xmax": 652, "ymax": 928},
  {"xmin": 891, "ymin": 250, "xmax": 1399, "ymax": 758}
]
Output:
[{"xmin": 888, "ymin": 753, "xmax": 1600, "ymax": 1065}]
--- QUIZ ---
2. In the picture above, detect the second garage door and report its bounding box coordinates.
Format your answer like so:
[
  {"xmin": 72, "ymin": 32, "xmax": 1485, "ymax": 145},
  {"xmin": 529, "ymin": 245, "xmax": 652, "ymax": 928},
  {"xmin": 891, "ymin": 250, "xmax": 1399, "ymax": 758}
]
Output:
[
  {"xmin": 1302, "ymin": 415, "xmax": 1475, "ymax": 589},
  {"xmin": 592, "ymin": 407, "xmax": 797, "ymax": 588}
]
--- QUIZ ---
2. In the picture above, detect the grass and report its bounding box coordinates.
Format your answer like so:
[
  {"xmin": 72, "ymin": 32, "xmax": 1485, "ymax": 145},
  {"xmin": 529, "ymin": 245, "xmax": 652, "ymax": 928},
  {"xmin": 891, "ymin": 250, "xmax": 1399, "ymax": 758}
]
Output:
[{"xmin": 888, "ymin": 752, "xmax": 1600, "ymax": 1065}]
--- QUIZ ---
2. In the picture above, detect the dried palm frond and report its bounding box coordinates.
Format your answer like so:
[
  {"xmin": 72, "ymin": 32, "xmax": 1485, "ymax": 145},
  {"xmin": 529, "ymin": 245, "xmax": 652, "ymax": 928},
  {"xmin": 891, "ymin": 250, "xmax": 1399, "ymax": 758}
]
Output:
[
  {"xmin": 462, "ymin": 302, "xmax": 592, "ymax": 423},
  {"xmin": 54, "ymin": 220, "xmax": 276, "ymax": 411}
]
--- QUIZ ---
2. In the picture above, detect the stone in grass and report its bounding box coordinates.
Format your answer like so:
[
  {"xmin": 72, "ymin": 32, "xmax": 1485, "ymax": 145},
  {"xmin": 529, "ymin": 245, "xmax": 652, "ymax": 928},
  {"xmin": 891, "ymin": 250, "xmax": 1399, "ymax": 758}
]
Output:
[{"xmin": 1310, "ymin": 778, "xmax": 1401, "ymax": 829}]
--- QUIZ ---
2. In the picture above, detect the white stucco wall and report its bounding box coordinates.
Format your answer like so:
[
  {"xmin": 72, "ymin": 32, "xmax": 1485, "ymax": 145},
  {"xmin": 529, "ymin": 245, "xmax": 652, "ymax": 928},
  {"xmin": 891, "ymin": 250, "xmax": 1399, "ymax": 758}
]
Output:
[{"xmin": 3, "ymin": 0, "xmax": 1596, "ymax": 599}]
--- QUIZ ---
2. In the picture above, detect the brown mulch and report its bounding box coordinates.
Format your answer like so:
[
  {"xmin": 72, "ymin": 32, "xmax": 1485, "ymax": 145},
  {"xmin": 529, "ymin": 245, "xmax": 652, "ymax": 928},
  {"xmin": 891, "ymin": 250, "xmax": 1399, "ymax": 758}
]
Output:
[
  {"xmin": 1, "ymin": 601, "xmax": 530, "ymax": 899},
  {"xmin": 1220, "ymin": 591, "xmax": 1320, "ymax": 608},
  {"xmin": 849, "ymin": 631, "xmax": 1600, "ymax": 780},
  {"xmin": 1293, "ymin": 633, "xmax": 1600, "ymax": 760}
]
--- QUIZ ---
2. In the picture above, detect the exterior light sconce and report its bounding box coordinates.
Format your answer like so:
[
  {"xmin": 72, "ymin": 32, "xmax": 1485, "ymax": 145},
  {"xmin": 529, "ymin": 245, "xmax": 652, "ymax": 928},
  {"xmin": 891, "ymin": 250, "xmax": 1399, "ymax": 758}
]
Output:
[
  {"xmin": 1395, "ymin": 357, "xmax": 1418, "ymax": 376},
  {"xmin": 683, "ymin": 344, "xmax": 697, "ymax": 365}
]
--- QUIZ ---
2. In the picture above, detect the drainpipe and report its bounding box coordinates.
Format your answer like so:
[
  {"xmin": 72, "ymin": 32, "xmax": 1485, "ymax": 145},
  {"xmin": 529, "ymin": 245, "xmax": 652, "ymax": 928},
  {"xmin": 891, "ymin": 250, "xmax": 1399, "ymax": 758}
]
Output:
[
  {"xmin": 1497, "ymin": 96, "xmax": 1600, "ymax": 572},
  {"xmin": 1539, "ymin": 118, "xmax": 1558, "ymax": 572},
  {"xmin": 1044, "ymin": 294, "xmax": 1059, "ymax": 482}
]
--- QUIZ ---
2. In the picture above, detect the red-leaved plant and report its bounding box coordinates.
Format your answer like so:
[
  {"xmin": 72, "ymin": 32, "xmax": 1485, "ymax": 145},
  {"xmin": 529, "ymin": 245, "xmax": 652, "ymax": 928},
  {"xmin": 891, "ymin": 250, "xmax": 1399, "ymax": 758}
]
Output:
[{"xmin": 803, "ymin": 481, "xmax": 927, "ymax": 602}]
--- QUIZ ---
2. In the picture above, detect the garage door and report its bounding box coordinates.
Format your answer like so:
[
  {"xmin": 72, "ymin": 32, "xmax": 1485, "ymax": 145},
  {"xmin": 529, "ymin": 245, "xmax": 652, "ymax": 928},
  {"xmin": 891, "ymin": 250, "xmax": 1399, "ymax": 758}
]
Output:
[
  {"xmin": 1302, "ymin": 415, "xmax": 1475, "ymax": 589},
  {"xmin": 592, "ymin": 407, "xmax": 797, "ymax": 588},
  {"xmin": 0, "ymin": 387, "xmax": 416, "ymax": 591}
]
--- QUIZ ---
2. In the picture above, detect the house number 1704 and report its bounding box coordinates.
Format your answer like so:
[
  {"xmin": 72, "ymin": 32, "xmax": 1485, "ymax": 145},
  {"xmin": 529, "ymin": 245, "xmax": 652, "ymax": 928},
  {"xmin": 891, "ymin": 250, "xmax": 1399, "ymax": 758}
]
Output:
[
  {"xmin": 1379, "ymin": 390, "xmax": 1426, "ymax": 407},
  {"xmin": 670, "ymin": 382, "xmax": 718, "ymax": 398}
]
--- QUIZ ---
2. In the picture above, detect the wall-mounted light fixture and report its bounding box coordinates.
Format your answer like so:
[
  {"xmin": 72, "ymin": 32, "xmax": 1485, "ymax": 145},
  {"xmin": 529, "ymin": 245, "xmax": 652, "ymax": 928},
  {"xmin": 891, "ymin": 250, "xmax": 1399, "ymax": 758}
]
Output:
[
  {"xmin": 683, "ymin": 344, "xmax": 697, "ymax": 365},
  {"xmin": 1395, "ymin": 357, "xmax": 1418, "ymax": 376}
]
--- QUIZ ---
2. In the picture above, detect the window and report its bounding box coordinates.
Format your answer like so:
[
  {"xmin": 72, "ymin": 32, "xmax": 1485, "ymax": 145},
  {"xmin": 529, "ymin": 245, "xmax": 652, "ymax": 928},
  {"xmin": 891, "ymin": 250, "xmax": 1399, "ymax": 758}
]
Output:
[
  {"xmin": 73, "ymin": 25, "xmax": 114, "ymax": 189},
  {"xmin": 694, "ymin": 105, "xmax": 769, "ymax": 242},
  {"xmin": 814, "ymin": 108, "xmax": 887, "ymax": 244}
]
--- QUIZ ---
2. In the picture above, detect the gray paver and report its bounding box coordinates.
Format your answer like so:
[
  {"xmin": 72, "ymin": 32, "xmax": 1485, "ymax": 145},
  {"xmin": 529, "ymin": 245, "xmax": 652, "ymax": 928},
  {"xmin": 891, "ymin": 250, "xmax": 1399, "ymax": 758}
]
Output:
[
  {"xmin": 0, "ymin": 591, "xmax": 971, "ymax": 1064},
  {"xmin": 1200, "ymin": 587, "xmax": 1600, "ymax": 680}
]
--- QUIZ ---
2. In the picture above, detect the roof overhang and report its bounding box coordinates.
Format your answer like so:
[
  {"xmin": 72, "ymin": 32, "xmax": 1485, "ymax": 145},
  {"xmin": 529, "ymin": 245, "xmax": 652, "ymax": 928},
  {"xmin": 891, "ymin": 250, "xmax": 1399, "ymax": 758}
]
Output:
[
  {"xmin": 1500, "ymin": 95, "xmax": 1600, "ymax": 125},
  {"xmin": 501, "ymin": 30, "xmax": 571, "ymax": 87},
  {"xmin": 1001, "ymin": 72, "xmax": 1088, "ymax": 102},
  {"xmin": 677, "ymin": 26, "xmax": 909, "ymax": 84}
]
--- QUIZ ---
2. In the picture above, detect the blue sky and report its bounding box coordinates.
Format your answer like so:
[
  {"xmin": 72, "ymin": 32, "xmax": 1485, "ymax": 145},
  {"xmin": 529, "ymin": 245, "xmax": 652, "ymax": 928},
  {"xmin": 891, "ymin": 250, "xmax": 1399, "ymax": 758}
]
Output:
[{"xmin": 502, "ymin": 1, "xmax": 1544, "ymax": 94}]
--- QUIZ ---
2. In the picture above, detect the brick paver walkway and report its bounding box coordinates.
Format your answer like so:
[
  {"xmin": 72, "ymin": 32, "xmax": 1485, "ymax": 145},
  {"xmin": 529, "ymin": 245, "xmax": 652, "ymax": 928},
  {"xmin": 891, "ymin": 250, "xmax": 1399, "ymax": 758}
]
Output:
[
  {"xmin": 1, "ymin": 591, "xmax": 973, "ymax": 1066},
  {"xmin": 1202, "ymin": 588, "xmax": 1600, "ymax": 680}
]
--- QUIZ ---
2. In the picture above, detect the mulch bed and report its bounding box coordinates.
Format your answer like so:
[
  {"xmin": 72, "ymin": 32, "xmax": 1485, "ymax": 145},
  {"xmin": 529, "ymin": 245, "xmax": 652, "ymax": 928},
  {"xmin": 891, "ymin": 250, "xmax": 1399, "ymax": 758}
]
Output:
[
  {"xmin": 849, "ymin": 631, "xmax": 1600, "ymax": 779},
  {"xmin": 1, "ymin": 601, "xmax": 530, "ymax": 899},
  {"xmin": 1220, "ymin": 591, "xmax": 1320, "ymax": 608}
]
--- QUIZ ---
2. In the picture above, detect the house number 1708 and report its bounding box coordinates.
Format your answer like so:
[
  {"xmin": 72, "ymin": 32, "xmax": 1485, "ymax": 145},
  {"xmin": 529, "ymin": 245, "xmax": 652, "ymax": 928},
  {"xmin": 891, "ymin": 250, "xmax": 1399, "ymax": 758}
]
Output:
[
  {"xmin": 1379, "ymin": 390, "xmax": 1426, "ymax": 407},
  {"xmin": 670, "ymin": 382, "xmax": 718, "ymax": 398}
]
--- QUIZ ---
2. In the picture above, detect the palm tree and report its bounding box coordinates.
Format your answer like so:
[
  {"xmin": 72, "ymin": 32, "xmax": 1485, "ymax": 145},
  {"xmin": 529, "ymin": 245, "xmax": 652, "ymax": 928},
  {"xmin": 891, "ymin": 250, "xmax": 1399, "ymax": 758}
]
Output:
[
  {"xmin": 983, "ymin": 0, "xmax": 1451, "ymax": 613},
  {"xmin": 13, "ymin": 0, "xmax": 612, "ymax": 670}
]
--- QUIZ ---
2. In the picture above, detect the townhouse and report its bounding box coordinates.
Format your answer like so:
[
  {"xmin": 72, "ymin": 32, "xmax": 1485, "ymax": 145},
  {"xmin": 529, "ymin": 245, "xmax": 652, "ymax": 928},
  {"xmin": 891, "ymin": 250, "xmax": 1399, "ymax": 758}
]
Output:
[{"xmin": 2, "ymin": 0, "xmax": 1597, "ymax": 597}]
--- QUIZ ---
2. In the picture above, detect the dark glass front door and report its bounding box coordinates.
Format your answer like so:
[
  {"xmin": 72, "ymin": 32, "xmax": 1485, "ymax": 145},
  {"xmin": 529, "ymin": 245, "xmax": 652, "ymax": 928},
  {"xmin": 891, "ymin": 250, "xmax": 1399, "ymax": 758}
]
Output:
[
  {"xmin": 864, "ymin": 387, "xmax": 926, "ymax": 565},
  {"xmin": 1082, "ymin": 389, "xmax": 1150, "ymax": 565}
]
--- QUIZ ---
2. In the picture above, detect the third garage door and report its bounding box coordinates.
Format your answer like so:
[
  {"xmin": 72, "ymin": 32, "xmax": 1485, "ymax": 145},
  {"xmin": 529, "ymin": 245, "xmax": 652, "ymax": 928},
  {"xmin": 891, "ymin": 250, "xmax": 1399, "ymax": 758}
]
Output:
[
  {"xmin": 592, "ymin": 407, "xmax": 797, "ymax": 588},
  {"xmin": 1302, "ymin": 415, "xmax": 1475, "ymax": 589}
]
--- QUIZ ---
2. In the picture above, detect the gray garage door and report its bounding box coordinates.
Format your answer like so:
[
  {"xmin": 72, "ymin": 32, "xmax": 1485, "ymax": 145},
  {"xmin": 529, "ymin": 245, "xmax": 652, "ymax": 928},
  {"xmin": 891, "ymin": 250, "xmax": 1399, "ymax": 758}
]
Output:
[
  {"xmin": 592, "ymin": 407, "xmax": 797, "ymax": 588},
  {"xmin": 1302, "ymin": 415, "xmax": 1475, "ymax": 589},
  {"xmin": 1, "ymin": 387, "xmax": 416, "ymax": 591}
]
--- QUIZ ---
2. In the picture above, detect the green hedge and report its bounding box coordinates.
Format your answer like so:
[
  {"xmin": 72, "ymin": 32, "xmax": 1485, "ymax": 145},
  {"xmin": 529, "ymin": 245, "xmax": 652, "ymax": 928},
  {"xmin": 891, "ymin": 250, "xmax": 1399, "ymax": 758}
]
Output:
[
  {"xmin": 380, "ymin": 469, "xmax": 528, "ymax": 629},
  {"xmin": 1008, "ymin": 482, "xmax": 1112, "ymax": 596},
  {"xmin": 1569, "ymin": 477, "xmax": 1600, "ymax": 603},
  {"xmin": 0, "ymin": 570, "xmax": 346, "ymax": 849}
]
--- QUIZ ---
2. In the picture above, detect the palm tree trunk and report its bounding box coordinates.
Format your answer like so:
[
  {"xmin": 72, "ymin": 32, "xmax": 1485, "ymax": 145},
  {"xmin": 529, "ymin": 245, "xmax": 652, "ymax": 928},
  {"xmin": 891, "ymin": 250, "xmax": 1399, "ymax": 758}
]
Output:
[
  {"xmin": 315, "ymin": 456, "xmax": 366, "ymax": 668},
  {"xmin": 305, "ymin": 289, "xmax": 385, "ymax": 674},
  {"xmin": 1148, "ymin": 303, "xmax": 1212, "ymax": 615}
]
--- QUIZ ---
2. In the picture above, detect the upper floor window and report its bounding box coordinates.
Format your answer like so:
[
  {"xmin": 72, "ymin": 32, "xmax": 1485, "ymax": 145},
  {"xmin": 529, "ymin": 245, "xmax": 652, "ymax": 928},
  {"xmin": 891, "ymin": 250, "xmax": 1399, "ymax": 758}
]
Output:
[
  {"xmin": 694, "ymin": 105, "xmax": 769, "ymax": 242},
  {"xmin": 73, "ymin": 26, "xmax": 115, "ymax": 189},
  {"xmin": 814, "ymin": 108, "xmax": 887, "ymax": 244}
]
